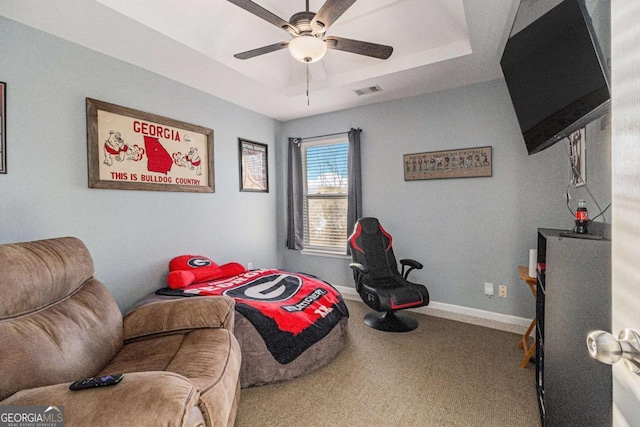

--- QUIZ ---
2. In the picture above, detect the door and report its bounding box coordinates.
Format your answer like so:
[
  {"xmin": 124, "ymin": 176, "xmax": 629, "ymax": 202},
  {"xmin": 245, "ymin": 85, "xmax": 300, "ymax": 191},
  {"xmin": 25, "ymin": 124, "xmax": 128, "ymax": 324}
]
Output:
[{"xmin": 611, "ymin": 1, "xmax": 640, "ymax": 425}]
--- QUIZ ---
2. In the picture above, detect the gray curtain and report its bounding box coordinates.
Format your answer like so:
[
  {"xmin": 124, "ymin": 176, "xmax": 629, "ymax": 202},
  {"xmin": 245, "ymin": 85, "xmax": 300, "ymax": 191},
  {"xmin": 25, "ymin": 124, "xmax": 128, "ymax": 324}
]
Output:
[
  {"xmin": 347, "ymin": 128, "xmax": 363, "ymax": 252},
  {"xmin": 286, "ymin": 137, "xmax": 304, "ymax": 250}
]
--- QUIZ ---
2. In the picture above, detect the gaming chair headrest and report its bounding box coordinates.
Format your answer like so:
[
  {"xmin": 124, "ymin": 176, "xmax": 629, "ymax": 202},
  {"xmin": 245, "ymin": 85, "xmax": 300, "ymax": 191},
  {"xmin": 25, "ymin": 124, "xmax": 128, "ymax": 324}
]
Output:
[{"xmin": 359, "ymin": 217, "xmax": 381, "ymax": 235}]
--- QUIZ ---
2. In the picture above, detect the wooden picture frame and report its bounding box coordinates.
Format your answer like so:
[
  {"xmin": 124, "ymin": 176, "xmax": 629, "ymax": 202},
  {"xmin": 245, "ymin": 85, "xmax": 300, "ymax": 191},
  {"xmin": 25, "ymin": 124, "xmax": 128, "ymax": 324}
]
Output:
[
  {"xmin": 86, "ymin": 98, "xmax": 214, "ymax": 192},
  {"xmin": 0, "ymin": 82, "xmax": 6, "ymax": 174},
  {"xmin": 404, "ymin": 146, "xmax": 492, "ymax": 181},
  {"xmin": 239, "ymin": 138, "xmax": 268, "ymax": 192}
]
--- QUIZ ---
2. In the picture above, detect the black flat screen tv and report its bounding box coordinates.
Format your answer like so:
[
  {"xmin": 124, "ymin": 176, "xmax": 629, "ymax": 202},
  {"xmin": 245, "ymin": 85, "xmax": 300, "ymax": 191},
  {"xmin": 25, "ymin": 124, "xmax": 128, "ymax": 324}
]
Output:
[{"xmin": 500, "ymin": 0, "xmax": 610, "ymax": 155}]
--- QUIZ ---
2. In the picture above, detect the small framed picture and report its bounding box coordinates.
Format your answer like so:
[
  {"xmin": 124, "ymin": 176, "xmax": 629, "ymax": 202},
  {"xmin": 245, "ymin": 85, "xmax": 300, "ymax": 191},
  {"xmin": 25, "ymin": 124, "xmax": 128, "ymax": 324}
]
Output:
[
  {"xmin": 569, "ymin": 128, "xmax": 586, "ymax": 187},
  {"xmin": 0, "ymin": 82, "xmax": 6, "ymax": 174},
  {"xmin": 239, "ymin": 138, "xmax": 268, "ymax": 192}
]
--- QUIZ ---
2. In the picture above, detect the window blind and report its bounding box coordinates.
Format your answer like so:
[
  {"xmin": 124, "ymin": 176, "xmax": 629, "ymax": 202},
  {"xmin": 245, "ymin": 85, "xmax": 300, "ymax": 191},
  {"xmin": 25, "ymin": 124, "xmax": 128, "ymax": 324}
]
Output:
[{"xmin": 301, "ymin": 139, "xmax": 349, "ymax": 252}]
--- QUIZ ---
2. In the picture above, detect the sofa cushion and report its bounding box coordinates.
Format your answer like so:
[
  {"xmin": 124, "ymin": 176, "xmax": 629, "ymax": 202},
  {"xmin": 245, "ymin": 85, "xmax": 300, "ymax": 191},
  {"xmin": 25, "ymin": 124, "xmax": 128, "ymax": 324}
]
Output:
[
  {"xmin": 0, "ymin": 279, "xmax": 123, "ymax": 401},
  {"xmin": 0, "ymin": 236, "xmax": 124, "ymax": 401},
  {"xmin": 0, "ymin": 237, "xmax": 95, "ymax": 318},
  {"xmin": 101, "ymin": 328, "xmax": 242, "ymax": 426},
  {"xmin": 1, "ymin": 372, "xmax": 202, "ymax": 427}
]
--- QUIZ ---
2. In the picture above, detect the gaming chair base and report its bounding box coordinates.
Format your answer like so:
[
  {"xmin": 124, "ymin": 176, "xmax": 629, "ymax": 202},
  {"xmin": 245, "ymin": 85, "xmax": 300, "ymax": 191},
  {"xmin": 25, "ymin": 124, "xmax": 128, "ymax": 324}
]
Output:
[{"xmin": 364, "ymin": 311, "xmax": 418, "ymax": 332}]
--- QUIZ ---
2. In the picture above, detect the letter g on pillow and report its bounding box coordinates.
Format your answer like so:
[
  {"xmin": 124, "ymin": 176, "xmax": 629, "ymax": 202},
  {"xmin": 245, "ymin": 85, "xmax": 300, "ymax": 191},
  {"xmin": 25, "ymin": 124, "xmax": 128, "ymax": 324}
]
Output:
[{"xmin": 167, "ymin": 255, "xmax": 223, "ymax": 289}]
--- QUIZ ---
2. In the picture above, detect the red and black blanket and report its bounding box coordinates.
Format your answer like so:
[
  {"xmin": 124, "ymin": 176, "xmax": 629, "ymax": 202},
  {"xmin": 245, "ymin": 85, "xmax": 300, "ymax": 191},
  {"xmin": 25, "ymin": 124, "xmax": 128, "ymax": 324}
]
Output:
[{"xmin": 156, "ymin": 269, "xmax": 348, "ymax": 364}]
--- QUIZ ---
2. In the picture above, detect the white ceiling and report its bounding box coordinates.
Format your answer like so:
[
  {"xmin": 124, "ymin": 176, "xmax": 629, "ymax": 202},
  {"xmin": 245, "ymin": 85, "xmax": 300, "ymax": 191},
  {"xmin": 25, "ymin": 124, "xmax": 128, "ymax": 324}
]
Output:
[{"xmin": 0, "ymin": 0, "xmax": 520, "ymax": 121}]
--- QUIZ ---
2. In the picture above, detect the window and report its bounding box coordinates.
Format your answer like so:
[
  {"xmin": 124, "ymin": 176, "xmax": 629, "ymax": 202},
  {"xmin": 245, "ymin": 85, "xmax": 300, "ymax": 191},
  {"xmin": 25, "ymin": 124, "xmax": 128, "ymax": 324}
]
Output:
[
  {"xmin": 286, "ymin": 128, "xmax": 361, "ymax": 254},
  {"xmin": 301, "ymin": 136, "xmax": 349, "ymax": 253}
]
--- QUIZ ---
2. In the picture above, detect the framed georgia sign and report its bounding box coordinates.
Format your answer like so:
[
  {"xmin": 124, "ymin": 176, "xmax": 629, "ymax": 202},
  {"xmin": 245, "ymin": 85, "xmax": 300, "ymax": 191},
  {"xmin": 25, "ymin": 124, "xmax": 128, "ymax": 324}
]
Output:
[{"xmin": 86, "ymin": 98, "xmax": 214, "ymax": 192}]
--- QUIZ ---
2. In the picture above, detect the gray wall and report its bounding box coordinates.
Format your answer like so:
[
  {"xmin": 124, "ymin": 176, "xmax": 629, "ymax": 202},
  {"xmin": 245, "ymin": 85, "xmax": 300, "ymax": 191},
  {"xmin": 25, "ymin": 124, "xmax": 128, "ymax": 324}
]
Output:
[
  {"xmin": 0, "ymin": 17, "xmax": 278, "ymax": 312},
  {"xmin": 276, "ymin": 80, "xmax": 611, "ymax": 319},
  {"xmin": 0, "ymin": 16, "xmax": 611, "ymax": 321}
]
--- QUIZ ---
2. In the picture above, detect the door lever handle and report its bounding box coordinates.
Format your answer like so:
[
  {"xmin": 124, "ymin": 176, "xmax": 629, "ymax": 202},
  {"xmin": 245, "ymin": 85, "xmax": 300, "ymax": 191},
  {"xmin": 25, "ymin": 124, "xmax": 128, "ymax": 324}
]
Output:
[{"xmin": 586, "ymin": 329, "xmax": 640, "ymax": 375}]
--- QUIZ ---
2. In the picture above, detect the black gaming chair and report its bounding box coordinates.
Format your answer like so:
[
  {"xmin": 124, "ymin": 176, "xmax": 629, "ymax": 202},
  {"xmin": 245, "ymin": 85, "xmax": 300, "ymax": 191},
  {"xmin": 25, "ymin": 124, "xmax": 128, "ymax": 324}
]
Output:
[{"xmin": 348, "ymin": 217, "xmax": 430, "ymax": 332}]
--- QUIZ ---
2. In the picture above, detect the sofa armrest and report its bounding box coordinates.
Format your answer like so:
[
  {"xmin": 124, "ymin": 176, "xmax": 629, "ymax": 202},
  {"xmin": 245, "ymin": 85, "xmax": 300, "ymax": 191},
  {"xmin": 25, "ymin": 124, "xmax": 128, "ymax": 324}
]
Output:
[
  {"xmin": 0, "ymin": 372, "xmax": 202, "ymax": 427},
  {"xmin": 123, "ymin": 296, "xmax": 235, "ymax": 342}
]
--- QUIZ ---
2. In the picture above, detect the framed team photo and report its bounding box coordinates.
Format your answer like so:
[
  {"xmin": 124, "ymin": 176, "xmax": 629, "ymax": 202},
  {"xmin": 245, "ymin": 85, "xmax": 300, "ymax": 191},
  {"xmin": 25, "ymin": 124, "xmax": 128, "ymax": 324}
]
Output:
[
  {"xmin": 404, "ymin": 146, "xmax": 492, "ymax": 181},
  {"xmin": 86, "ymin": 98, "xmax": 214, "ymax": 193}
]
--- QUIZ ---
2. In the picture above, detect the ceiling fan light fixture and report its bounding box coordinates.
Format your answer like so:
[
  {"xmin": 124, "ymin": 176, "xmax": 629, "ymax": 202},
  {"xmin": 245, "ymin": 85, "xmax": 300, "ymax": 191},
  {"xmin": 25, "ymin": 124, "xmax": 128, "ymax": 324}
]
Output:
[{"xmin": 288, "ymin": 35, "xmax": 327, "ymax": 63}]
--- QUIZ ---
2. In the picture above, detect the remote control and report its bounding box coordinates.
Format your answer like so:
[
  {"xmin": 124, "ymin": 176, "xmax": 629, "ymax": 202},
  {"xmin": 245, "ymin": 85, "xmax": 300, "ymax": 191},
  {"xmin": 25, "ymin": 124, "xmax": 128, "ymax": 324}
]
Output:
[{"xmin": 69, "ymin": 373, "xmax": 124, "ymax": 391}]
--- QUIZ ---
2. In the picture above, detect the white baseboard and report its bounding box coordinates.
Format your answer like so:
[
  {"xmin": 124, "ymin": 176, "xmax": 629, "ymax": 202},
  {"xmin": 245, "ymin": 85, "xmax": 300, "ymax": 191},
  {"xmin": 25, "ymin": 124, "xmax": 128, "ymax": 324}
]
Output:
[{"xmin": 334, "ymin": 285, "xmax": 531, "ymax": 335}]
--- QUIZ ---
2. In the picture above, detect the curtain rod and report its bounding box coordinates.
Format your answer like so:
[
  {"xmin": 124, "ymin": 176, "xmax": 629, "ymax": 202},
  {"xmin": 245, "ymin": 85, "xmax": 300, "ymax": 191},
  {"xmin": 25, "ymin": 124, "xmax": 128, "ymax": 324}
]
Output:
[{"xmin": 300, "ymin": 128, "xmax": 361, "ymax": 141}]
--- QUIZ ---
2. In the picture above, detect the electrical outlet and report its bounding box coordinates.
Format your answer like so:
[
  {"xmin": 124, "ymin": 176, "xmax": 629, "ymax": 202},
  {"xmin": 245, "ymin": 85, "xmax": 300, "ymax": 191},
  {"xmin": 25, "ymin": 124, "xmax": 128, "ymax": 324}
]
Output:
[
  {"xmin": 484, "ymin": 282, "xmax": 494, "ymax": 296},
  {"xmin": 499, "ymin": 285, "xmax": 508, "ymax": 298},
  {"xmin": 247, "ymin": 262, "xmax": 253, "ymax": 270}
]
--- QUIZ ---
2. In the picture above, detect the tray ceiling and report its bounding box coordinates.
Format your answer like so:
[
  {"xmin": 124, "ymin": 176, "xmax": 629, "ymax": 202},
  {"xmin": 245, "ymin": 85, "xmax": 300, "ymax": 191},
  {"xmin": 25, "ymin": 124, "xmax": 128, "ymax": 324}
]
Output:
[{"xmin": 0, "ymin": 0, "xmax": 519, "ymax": 121}]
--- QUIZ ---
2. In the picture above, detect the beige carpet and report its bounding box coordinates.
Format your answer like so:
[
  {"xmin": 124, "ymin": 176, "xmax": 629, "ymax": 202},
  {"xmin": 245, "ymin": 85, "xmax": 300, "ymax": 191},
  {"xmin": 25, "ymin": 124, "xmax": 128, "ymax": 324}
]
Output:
[{"xmin": 235, "ymin": 299, "xmax": 541, "ymax": 427}]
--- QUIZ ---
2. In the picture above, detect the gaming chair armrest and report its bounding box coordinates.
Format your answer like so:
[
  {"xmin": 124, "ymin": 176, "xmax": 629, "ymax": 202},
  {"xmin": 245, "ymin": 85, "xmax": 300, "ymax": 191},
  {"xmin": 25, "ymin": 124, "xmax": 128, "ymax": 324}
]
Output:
[
  {"xmin": 349, "ymin": 262, "xmax": 368, "ymax": 291},
  {"xmin": 400, "ymin": 259, "xmax": 423, "ymax": 279}
]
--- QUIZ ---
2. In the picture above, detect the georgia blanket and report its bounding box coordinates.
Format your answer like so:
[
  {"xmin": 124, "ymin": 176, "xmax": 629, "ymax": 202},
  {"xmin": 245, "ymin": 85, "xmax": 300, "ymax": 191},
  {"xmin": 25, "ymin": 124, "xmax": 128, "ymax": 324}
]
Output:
[{"xmin": 156, "ymin": 268, "xmax": 349, "ymax": 364}]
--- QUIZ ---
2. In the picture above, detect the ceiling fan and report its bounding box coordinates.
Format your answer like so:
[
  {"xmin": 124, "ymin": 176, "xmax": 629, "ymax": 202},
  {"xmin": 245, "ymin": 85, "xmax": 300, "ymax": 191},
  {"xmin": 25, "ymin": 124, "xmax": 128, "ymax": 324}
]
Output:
[{"xmin": 227, "ymin": 0, "xmax": 394, "ymax": 63}]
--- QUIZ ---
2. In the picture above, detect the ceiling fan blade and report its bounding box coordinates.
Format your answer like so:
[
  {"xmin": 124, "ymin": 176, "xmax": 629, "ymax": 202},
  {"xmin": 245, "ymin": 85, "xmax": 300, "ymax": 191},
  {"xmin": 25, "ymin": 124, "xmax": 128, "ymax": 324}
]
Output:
[
  {"xmin": 227, "ymin": 0, "xmax": 295, "ymax": 33},
  {"xmin": 325, "ymin": 36, "xmax": 393, "ymax": 60},
  {"xmin": 234, "ymin": 42, "xmax": 289, "ymax": 60},
  {"xmin": 311, "ymin": 0, "xmax": 357, "ymax": 34}
]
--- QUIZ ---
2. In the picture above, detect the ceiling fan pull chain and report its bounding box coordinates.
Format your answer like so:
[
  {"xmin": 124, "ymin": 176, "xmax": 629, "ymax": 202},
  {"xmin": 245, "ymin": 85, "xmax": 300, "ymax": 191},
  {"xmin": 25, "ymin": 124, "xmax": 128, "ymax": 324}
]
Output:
[{"xmin": 307, "ymin": 63, "xmax": 310, "ymax": 106}]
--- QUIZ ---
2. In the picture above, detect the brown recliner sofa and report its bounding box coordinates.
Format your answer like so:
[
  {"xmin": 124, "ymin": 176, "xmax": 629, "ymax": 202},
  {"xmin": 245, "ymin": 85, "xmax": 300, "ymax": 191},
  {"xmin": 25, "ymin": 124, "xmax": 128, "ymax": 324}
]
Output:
[{"xmin": 0, "ymin": 237, "xmax": 242, "ymax": 427}]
